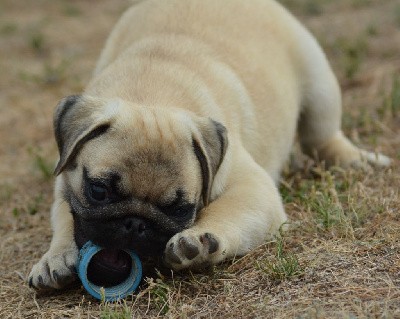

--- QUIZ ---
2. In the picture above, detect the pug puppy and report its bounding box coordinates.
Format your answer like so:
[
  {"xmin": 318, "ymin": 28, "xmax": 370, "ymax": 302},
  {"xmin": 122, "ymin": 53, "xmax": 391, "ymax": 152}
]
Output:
[{"xmin": 28, "ymin": 0, "xmax": 389, "ymax": 289}]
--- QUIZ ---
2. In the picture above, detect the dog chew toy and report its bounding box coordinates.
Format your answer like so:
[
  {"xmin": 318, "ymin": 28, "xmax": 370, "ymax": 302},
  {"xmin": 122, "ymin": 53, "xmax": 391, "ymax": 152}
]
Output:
[{"xmin": 77, "ymin": 241, "xmax": 142, "ymax": 301}]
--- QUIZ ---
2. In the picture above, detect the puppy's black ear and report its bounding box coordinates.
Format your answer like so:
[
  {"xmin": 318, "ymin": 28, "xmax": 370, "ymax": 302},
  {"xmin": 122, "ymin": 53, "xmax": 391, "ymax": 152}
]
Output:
[
  {"xmin": 192, "ymin": 119, "xmax": 228, "ymax": 207},
  {"xmin": 53, "ymin": 95, "xmax": 111, "ymax": 175}
]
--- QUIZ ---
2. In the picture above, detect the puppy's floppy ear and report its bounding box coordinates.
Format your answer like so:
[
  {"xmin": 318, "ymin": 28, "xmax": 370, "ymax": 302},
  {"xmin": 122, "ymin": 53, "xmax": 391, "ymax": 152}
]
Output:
[
  {"xmin": 53, "ymin": 95, "xmax": 111, "ymax": 176},
  {"xmin": 192, "ymin": 119, "xmax": 228, "ymax": 207}
]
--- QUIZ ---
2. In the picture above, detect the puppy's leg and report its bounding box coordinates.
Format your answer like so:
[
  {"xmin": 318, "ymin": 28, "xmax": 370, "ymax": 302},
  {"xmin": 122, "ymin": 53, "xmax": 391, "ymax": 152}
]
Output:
[
  {"xmin": 297, "ymin": 33, "xmax": 390, "ymax": 167},
  {"xmin": 28, "ymin": 177, "xmax": 78, "ymax": 289},
  {"xmin": 164, "ymin": 151, "xmax": 287, "ymax": 270}
]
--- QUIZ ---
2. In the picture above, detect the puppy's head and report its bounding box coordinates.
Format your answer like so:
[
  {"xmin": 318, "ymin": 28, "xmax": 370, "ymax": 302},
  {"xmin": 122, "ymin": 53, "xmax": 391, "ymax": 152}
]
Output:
[{"xmin": 54, "ymin": 95, "xmax": 228, "ymax": 258}]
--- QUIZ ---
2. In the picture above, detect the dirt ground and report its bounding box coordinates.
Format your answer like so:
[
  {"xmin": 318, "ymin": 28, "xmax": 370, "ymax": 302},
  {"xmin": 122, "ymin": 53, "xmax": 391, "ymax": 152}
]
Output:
[{"xmin": 0, "ymin": 0, "xmax": 399, "ymax": 318}]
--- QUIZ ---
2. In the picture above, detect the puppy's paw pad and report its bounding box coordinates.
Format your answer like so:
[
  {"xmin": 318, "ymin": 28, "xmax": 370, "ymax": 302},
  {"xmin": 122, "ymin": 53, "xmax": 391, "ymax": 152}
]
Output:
[
  {"xmin": 178, "ymin": 237, "xmax": 200, "ymax": 260},
  {"xmin": 28, "ymin": 246, "xmax": 78, "ymax": 290},
  {"xmin": 200, "ymin": 233, "xmax": 219, "ymax": 254},
  {"xmin": 164, "ymin": 231, "xmax": 220, "ymax": 270}
]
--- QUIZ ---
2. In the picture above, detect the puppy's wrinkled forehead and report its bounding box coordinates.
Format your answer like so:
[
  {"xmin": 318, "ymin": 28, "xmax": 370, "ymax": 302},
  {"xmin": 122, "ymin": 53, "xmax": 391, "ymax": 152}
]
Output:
[{"xmin": 76, "ymin": 101, "xmax": 199, "ymax": 202}]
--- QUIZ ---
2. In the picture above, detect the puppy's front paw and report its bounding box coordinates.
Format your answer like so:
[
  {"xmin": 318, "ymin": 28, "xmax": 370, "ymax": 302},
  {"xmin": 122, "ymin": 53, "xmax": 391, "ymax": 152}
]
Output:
[
  {"xmin": 28, "ymin": 244, "xmax": 78, "ymax": 290},
  {"xmin": 164, "ymin": 230, "xmax": 221, "ymax": 270}
]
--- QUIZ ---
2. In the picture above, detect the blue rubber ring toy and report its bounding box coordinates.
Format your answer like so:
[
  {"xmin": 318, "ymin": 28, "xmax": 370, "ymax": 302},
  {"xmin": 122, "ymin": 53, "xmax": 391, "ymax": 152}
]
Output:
[{"xmin": 77, "ymin": 241, "xmax": 142, "ymax": 301}]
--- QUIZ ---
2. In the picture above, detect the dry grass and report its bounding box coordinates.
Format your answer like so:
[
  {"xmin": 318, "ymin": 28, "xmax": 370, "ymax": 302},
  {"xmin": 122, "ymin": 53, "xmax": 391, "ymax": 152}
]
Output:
[{"xmin": 0, "ymin": 0, "xmax": 399, "ymax": 318}]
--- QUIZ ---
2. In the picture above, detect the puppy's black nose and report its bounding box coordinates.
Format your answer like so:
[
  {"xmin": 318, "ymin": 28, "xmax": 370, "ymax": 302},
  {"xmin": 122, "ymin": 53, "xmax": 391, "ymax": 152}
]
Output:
[{"xmin": 123, "ymin": 217, "xmax": 147, "ymax": 237}]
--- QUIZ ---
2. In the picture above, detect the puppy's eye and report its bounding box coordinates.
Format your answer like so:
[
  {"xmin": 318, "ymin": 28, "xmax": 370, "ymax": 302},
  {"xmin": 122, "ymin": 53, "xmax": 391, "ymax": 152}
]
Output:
[
  {"xmin": 89, "ymin": 183, "xmax": 109, "ymax": 203},
  {"xmin": 171, "ymin": 206, "xmax": 191, "ymax": 218},
  {"xmin": 161, "ymin": 203, "xmax": 195, "ymax": 220}
]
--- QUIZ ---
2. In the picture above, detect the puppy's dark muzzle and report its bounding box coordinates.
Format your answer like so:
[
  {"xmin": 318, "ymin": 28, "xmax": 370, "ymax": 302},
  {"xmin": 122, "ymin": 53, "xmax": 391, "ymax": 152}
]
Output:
[{"xmin": 73, "ymin": 215, "xmax": 172, "ymax": 258}]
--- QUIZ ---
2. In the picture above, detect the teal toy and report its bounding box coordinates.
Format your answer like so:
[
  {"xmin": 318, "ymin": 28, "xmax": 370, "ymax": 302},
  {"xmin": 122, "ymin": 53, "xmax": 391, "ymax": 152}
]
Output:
[{"xmin": 77, "ymin": 241, "xmax": 142, "ymax": 301}]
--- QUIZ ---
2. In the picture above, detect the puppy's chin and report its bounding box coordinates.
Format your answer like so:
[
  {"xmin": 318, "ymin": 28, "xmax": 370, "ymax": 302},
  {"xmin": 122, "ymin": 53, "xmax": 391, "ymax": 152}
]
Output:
[{"xmin": 73, "ymin": 214, "xmax": 174, "ymax": 259}]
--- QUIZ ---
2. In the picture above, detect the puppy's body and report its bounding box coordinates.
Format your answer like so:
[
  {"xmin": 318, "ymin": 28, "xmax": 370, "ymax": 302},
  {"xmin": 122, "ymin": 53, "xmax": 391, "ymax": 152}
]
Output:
[
  {"xmin": 29, "ymin": 0, "xmax": 389, "ymax": 289},
  {"xmin": 90, "ymin": 0, "xmax": 307, "ymax": 180}
]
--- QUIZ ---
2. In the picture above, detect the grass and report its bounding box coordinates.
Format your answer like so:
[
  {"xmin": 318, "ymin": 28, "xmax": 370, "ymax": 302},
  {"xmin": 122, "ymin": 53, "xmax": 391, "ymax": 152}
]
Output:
[
  {"xmin": 100, "ymin": 301, "xmax": 132, "ymax": 319},
  {"xmin": 11, "ymin": 193, "xmax": 45, "ymax": 217},
  {"xmin": 29, "ymin": 32, "xmax": 45, "ymax": 53},
  {"xmin": 0, "ymin": 183, "xmax": 14, "ymax": 204},
  {"xmin": 341, "ymin": 70, "xmax": 400, "ymax": 140},
  {"xmin": 147, "ymin": 278, "xmax": 171, "ymax": 316},
  {"xmin": 282, "ymin": 165, "xmax": 394, "ymax": 241},
  {"xmin": 351, "ymin": 0, "xmax": 372, "ymax": 8},
  {"xmin": 335, "ymin": 35, "xmax": 368, "ymax": 80},
  {"xmin": 28, "ymin": 147, "xmax": 54, "ymax": 180},
  {"xmin": 395, "ymin": 5, "xmax": 400, "ymax": 27},
  {"xmin": 365, "ymin": 23, "xmax": 378, "ymax": 37},
  {"xmin": 19, "ymin": 59, "xmax": 70, "ymax": 86},
  {"xmin": 385, "ymin": 74, "xmax": 400, "ymax": 116},
  {"xmin": 0, "ymin": 23, "xmax": 17, "ymax": 36},
  {"xmin": 256, "ymin": 230, "xmax": 304, "ymax": 281},
  {"xmin": 1, "ymin": 0, "xmax": 400, "ymax": 318},
  {"xmin": 62, "ymin": 4, "xmax": 81, "ymax": 17}
]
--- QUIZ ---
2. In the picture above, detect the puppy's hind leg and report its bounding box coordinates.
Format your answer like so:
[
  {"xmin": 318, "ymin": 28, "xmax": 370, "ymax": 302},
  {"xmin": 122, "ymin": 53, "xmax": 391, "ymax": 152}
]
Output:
[
  {"xmin": 297, "ymin": 32, "xmax": 390, "ymax": 168},
  {"xmin": 28, "ymin": 176, "xmax": 78, "ymax": 290}
]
